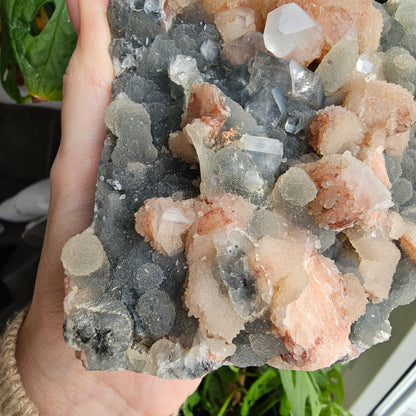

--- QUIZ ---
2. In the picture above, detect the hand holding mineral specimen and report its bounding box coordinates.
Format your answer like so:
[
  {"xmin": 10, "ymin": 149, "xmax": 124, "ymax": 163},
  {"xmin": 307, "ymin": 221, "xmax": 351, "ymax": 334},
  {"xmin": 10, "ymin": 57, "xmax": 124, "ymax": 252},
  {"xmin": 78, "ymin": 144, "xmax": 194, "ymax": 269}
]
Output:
[
  {"xmin": 62, "ymin": 0, "xmax": 416, "ymax": 379},
  {"xmin": 14, "ymin": 1, "xmax": 200, "ymax": 414}
]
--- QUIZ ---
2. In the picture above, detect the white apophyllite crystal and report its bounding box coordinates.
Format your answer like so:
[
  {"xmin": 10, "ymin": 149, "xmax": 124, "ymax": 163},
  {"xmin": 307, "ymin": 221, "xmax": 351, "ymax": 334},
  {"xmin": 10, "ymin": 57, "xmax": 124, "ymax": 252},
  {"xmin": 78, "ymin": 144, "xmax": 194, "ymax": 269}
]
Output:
[{"xmin": 263, "ymin": 3, "xmax": 324, "ymax": 65}]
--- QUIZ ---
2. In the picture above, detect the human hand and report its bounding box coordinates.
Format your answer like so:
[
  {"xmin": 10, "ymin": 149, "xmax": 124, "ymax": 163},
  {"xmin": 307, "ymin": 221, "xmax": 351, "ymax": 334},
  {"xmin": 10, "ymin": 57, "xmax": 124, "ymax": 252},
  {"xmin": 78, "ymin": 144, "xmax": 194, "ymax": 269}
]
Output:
[{"xmin": 15, "ymin": 1, "xmax": 201, "ymax": 415}]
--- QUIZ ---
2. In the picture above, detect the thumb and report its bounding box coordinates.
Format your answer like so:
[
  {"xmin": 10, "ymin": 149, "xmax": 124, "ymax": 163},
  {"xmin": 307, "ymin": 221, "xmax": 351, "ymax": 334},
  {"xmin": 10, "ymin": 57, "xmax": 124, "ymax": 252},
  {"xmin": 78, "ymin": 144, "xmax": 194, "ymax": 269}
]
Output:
[
  {"xmin": 32, "ymin": 0, "xmax": 113, "ymax": 320},
  {"xmin": 66, "ymin": 0, "xmax": 81, "ymax": 34}
]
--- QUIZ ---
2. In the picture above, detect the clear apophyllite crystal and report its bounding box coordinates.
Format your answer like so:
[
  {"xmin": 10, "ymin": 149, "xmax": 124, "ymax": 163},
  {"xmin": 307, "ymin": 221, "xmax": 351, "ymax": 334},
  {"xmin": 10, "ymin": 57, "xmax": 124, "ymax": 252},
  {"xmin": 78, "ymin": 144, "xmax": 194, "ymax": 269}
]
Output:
[
  {"xmin": 263, "ymin": 3, "xmax": 324, "ymax": 65},
  {"xmin": 356, "ymin": 51, "xmax": 384, "ymax": 79},
  {"xmin": 289, "ymin": 60, "xmax": 324, "ymax": 110},
  {"xmin": 168, "ymin": 54, "xmax": 201, "ymax": 88},
  {"xmin": 143, "ymin": 0, "xmax": 165, "ymax": 22},
  {"xmin": 235, "ymin": 134, "xmax": 284, "ymax": 182}
]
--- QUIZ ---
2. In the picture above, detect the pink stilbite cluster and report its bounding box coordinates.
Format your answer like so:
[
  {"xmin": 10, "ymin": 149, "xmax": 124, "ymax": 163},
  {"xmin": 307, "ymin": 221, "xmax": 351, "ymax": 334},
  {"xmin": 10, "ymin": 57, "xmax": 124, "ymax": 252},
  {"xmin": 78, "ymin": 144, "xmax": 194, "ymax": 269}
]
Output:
[
  {"xmin": 169, "ymin": 82, "xmax": 230, "ymax": 163},
  {"xmin": 136, "ymin": 193, "xmax": 255, "ymax": 344},
  {"xmin": 344, "ymin": 79, "xmax": 416, "ymax": 156},
  {"xmin": 309, "ymin": 105, "xmax": 364, "ymax": 156},
  {"xmin": 136, "ymin": 194, "xmax": 370, "ymax": 370},
  {"xmin": 400, "ymin": 222, "xmax": 416, "ymax": 265},
  {"xmin": 345, "ymin": 228, "xmax": 401, "ymax": 302},
  {"xmin": 304, "ymin": 80, "xmax": 416, "ymax": 302},
  {"xmin": 265, "ymin": 251, "xmax": 366, "ymax": 371},
  {"xmin": 134, "ymin": 197, "xmax": 195, "ymax": 256},
  {"xmin": 303, "ymin": 151, "xmax": 393, "ymax": 231}
]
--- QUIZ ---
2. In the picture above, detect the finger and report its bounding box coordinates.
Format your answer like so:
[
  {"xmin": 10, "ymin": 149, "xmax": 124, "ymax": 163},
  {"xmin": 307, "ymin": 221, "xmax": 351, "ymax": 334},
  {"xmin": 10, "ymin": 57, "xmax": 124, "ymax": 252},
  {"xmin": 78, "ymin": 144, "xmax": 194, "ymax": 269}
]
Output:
[
  {"xmin": 58, "ymin": 0, "xmax": 113, "ymax": 199},
  {"xmin": 66, "ymin": 0, "xmax": 80, "ymax": 34},
  {"xmin": 53, "ymin": 0, "xmax": 113, "ymax": 223},
  {"xmin": 32, "ymin": 0, "xmax": 113, "ymax": 319}
]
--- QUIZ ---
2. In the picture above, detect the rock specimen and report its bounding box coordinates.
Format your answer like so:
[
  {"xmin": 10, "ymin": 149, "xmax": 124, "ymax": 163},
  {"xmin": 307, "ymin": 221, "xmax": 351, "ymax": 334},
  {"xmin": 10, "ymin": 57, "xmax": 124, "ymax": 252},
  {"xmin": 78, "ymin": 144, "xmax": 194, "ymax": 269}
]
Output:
[{"xmin": 62, "ymin": 0, "xmax": 416, "ymax": 378}]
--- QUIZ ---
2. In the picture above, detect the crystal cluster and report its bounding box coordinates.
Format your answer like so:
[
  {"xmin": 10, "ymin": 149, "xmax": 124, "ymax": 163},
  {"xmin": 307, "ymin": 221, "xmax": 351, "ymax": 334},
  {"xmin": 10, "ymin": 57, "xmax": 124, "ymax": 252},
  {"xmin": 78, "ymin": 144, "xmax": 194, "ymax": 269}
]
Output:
[{"xmin": 62, "ymin": 0, "xmax": 416, "ymax": 378}]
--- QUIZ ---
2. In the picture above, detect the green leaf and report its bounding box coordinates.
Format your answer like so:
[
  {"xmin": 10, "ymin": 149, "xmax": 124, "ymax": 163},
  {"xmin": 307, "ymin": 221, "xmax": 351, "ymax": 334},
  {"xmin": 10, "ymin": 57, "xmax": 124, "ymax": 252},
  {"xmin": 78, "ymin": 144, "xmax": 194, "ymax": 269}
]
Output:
[
  {"xmin": 279, "ymin": 394, "xmax": 292, "ymax": 416},
  {"xmin": 250, "ymin": 392, "xmax": 281, "ymax": 416},
  {"xmin": 216, "ymin": 365, "xmax": 241, "ymax": 384},
  {"xmin": 0, "ymin": 0, "xmax": 77, "ymax": 102},
  {"xmin": 279, "ymin": 370, "xmax": 323, "ymax": 416},
  {"xmin": 180, "ymin": 390, "xmax": 201, "ymax": 416},
  {"xmin": 217, "ymin": 387, "xmax": 244, "ymax": 416},
  {"xmin": 280, "ymin": 370, "xmax": 307, "ymax": 416},
  {"xmin": 200, "ymin": 371, "xmax": 228, "ymax": 414},
  {"xmin": 0, "ymin": 10, "xmax": 30, "ymax": 103},
  {"xmin": 241, "ymin": 368, "xmax": 281, "ymax": 416},
  {"xmin": 326, "ymin": 367, "xmax": 345, "ymax": 405}
]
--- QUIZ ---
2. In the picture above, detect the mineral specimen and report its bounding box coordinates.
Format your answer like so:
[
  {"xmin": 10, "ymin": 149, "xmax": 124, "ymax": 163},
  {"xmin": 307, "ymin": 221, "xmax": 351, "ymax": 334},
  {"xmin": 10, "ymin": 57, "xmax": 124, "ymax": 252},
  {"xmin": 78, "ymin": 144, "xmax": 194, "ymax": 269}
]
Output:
[{"xmin": 62, "ymin": 0, "xmax": 416, "ymax": 378}]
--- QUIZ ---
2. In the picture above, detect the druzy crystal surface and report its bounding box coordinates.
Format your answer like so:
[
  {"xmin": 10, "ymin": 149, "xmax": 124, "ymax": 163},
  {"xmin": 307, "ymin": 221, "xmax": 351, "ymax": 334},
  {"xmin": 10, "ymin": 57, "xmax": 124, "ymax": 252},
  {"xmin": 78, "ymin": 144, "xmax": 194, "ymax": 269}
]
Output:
[{"xmin": 62, "ymin": 0, "xmax": 416, "ymax": 378}]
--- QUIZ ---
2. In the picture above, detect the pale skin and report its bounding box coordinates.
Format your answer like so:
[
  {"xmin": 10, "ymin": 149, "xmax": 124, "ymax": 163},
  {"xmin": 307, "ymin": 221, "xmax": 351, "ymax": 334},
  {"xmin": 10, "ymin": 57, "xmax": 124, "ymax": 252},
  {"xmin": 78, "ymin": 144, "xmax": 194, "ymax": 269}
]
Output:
[{"xmin": 15, "ymin": 1, "xmax": 201, "ymax": 414}]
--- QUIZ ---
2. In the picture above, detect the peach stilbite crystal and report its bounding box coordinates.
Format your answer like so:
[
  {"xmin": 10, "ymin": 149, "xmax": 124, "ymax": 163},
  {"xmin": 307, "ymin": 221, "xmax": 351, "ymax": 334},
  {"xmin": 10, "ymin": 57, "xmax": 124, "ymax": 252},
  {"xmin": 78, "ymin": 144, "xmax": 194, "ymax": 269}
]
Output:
[
  {"xmin": 181, "ymin": 82, "xmax": 230, "ymax": 131},
  {"xmin": 309, "ymin": 105, "xmax": 364, "ymax": 156},
  {"xmin": 400, "ymin": 222, "xmax": 416, "ymax": 265},
  {"xmin": 136, "ymin": 192, "xmax": 256, "ymax": 342},
  {"xmin": 249, "ymin": 230, "xmax": 367, "ymax": 371},
  {"xmin": 342, "ymin": 272, "xmax": 369, "ymax": 325},
  {"xmin": 169, "ymin": 82, "xmax": 230, "ymax": 163},
  {"xmin": 214, "ymin": 7, "xmax": 256, "ymax": 43},
  {"xmin": 343, "ymin": 79, "xmax": 416, "ymax": 155},
  {"xmin": 202, "ymin": 0, "xmax": 273, "ymax": 28},
  {"xmin": 272, "ymin": 254, "xmax": 364, "ymax": 371},
  {"xmin": 360, "ymin": 146, "xmax": 392, "ymax": 189},
  {"xmin": 151, "ymin": 0, "xmax": 198, "ymax": 30},
  {"xmin": 201, "ymin": 0, "xmax": 234, "ymax": 14},
  {"xmin": 304, "ymin": 152, "xmax": 393, "ymax": 231},
  {"xmin": 135, "ymin": 197, "xmax": 195, "ymax": 256},
  {"xmin": 345, "ymin": 228, "xmax": 401, "ymax": 302},
  {"xmin": 248, "ymin": 230, "xmax": 315, "ymax": 328},
  {"xmin": 389, "ymin": 212, "xmax": 406, "ymax": 241},
  {"xmin": 168, "ymin": 130, "xmax": 199, "ymax": 164},
  {"xmin": 360, "ymin": 209, "xmax": 393, "ymax": 236},
  {"xmin": 185, "ymin": 261, "xmax": 246, "ymax": 342},
  {"xmin": 184, "ymin": 194, "xmax": 255, "ymax": 340}
]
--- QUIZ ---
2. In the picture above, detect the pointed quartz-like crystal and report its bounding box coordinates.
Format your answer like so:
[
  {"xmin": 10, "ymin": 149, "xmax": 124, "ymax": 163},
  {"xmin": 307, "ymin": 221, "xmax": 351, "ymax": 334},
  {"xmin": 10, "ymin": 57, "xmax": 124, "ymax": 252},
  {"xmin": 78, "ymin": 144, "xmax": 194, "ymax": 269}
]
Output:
[
  {"xmin": 289, "ymin": 60, "xmax": 324, "ymax": 110},
  {"xmin": 263, "ymin": 3, "xmax": 324, "ymax": 66}
]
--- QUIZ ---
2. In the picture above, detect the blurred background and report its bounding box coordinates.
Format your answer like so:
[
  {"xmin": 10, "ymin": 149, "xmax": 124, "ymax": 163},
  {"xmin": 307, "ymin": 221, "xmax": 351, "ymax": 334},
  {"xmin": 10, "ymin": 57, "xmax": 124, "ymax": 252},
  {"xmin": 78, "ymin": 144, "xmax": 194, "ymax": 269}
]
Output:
[{"xmin": 0, "ymin": 95, "xmax": 61, "ymax": 331}]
